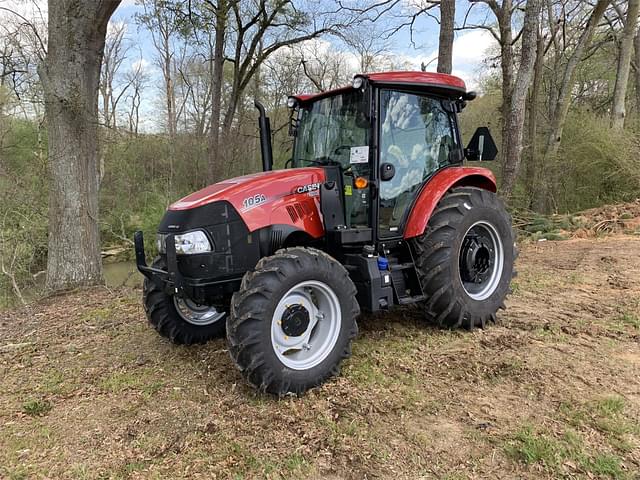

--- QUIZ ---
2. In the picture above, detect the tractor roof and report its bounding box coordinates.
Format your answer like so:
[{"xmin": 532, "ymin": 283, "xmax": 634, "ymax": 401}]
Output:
[{"xmin": 291, "ymin": 71, "xmax": 467, "ymax": 104}]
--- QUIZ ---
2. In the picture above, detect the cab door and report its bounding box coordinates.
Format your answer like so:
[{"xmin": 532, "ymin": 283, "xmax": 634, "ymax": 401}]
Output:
[
  {"xmin": 377, "ymin": 89, "xmax": 459, "ymax": 237},
  {"xmin": 293, "ymin": 91, "xmax": 372, "ymax": 228}
]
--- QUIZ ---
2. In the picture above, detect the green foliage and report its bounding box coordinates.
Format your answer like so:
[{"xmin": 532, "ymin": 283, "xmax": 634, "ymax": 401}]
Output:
[
  {"xmin": 550, "ymin": 111, "xmax": 640, "ymax": 212},
  {"xmin": 0, "ymin": 119, "xmax": 48, "ymax": 306},
  {"xmin": 22, "ymin": 398, "xmax": 52, "ymax": 416},
  {"xmin": 100, "ymin": 133, "xmax": 213, "ymax": 260}
]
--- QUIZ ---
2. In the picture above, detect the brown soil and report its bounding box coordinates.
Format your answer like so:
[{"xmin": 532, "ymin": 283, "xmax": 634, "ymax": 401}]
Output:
[{"xmin": 1, "ymin": 235, "xmax": 639, "ymax": 479}]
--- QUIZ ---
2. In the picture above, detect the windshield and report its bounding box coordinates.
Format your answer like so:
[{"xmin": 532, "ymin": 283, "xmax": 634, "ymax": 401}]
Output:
[{"xmin": 293, "ymin": 91, "xmax": 370, "ymax": 169}]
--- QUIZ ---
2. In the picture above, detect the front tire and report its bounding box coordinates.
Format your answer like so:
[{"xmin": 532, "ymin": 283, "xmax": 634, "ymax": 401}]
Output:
[
  {"xmin": 227, "ymin": 247, "xmax": 359, "ymax": 395},
  {"xmin": 143, "ymin": 257, "xmax": 226, "ymax": 345},
  {"xmin": 411, "ymin": 187, "xmax": 516, "ymax": 329}
]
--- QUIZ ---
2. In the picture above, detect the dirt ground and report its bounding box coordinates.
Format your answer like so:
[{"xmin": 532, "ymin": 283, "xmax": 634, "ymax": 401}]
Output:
[{"xmin": 1, "ymin": 235, "xmax": 639, "ymax": 479}]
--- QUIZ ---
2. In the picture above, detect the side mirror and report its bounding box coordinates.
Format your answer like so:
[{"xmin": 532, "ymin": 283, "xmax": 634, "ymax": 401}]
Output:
[
  {"xmin": 465, "ymin": 127, "xmax": 498, "ymax": 161},
  {"xmin": 380, "ymin": 162, "xmax": 395, "ymax": 181}
]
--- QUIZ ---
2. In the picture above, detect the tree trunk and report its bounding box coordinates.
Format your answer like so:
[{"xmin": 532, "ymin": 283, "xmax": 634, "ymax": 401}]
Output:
[
  {"xmin": 635, "ymin": 30, "xmax": 640, "ymax": 116},
  {"xmin": 536, "ymin": 0, "xmax": 609, "ymax": 212},
  {"xmin": 40, "ymin": 0, "xmax": 120, "ymax": 291},
  {"xmin": 208, "ymin": 0, "xmax": 227, "ymax": 184},
  {"xmin": 163, "ymin": 46, "xmax": 177, "ymax": 138},
  {"xmin": 611, "ymin": 0, "xmax": 640, "ymax": 130},
  {"xmin": 542, "ymin": 0, "xmax": 609, "ymax": 164},
  {"xmin": 524, "ymin": 30, "xmax": 545, "ymax": 208},
  {"xmin": 495, "ymin": 0, "xmax": 514, "ymax": 182},
  {"xmin": 437, "ymin": 0, "xmax": 455, "ymax": 74},
  {"xmin": 500, "ymin": 0, "xmax": 541, "ymax": 197}
]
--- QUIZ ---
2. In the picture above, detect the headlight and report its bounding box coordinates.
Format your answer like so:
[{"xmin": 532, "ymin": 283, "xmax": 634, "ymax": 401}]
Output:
[
  {"xmin": 352, "ymin": 76, "xmax": 365, "ymax": 89},
  {"xmin": 175, "ymin": 230, "xmax": 211, "ymax": 254},
  {"xmin": 156, "ymin": 231, "xmax": 212, "ymax": 255}
]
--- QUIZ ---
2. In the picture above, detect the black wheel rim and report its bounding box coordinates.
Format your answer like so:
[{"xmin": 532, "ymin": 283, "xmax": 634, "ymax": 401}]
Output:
[{"xmin": 459, "ymin": 221, "xmax": 504, "ymax": 300}]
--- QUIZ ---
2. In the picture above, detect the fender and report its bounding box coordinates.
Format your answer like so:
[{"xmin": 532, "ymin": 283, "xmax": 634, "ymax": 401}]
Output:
[{"xmin": 403, "ymin": 166, "xmax": 497, "ymax": 239}]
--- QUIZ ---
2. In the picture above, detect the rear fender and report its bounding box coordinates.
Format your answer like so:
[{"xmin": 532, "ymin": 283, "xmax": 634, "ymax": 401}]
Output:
[{"xmin": 403, "ymin": 167, "xmax": 497, "ymax": 239}]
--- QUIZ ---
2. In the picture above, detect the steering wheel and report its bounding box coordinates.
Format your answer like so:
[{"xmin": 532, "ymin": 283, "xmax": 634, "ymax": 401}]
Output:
[{"xmin": 305, "ymin": 157, "xmax": 351, "ymax": 173}]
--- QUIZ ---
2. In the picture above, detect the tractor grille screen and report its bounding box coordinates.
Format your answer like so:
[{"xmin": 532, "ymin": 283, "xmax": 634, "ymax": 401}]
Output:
[{"xmin": 158, "ymin": 201, "xmax": 259, "ymax": 279}]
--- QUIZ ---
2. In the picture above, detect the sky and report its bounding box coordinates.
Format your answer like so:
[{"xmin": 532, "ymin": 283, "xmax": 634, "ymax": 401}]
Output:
[
  {"xmin": 109, "ymin": 0, "xmax": 497, "ymax": 132},
  {"xmin": 0, "ymin": 0, "xmax": 497, "ymax": 131},
  {"xmin": 109, "ymin": 0, "xmax": 496, "ymax": 90}
]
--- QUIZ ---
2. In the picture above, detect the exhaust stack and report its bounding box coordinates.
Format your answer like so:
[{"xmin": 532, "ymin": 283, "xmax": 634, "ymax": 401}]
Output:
[{"xmin": 254, "ymin": 100, "xmax": 273, "ymax": 172}]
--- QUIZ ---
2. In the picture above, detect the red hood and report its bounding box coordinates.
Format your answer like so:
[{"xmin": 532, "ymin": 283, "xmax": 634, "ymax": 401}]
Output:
[
  {"xmin": 168, "ymin": 167, "xmax": 327, "ymax": 238},
  {"xmin": 169, "ymin": 168, "xmax": 325, "ymax": 211}
]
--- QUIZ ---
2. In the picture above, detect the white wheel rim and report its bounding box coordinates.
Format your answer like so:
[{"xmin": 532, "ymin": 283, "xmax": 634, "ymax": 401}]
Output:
[
  {"xmin": 270, "ymin": 280, "xmax": 341, "ymax": 371},
  {"xmin": 459, "ymin": 220, "xmax": 505, "ymax": 301},
  {"xmin": 173, "ymin": 296, "xmax": 225, "ymax": 326}
]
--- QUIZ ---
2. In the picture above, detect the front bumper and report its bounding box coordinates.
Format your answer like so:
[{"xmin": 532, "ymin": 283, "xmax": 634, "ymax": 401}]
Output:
[
  {"xmin": 134, "ymin": 231, "xmax": 242, "ymax": 302},
  {"xmin": 134, "ymin": 231, "xmax": 183, "ymax": 295}
]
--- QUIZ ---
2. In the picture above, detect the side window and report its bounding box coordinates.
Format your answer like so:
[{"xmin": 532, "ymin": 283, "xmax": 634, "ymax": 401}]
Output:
[{"xmin": 379, "ymin": 90, "xmax": 456, "ymax": 235}]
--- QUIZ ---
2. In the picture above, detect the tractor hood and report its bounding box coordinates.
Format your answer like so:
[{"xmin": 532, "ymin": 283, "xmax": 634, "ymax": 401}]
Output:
[
  {"xmin": 168, "ymin": 167, "xmax": 327, "ymax": 237},
  {"xmin": 169, "ymin": 168, "xmax": 326, "ymax": 211}
]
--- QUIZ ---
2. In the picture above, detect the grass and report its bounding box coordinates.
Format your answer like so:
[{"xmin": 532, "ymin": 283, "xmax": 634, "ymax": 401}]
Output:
[
  {"xmin": 504, "ymin": 426, "xmax": 571, "ymax": 468},
  {"xmin": 1, "ymin": 237, "xmax": 640, "ymax": 478},
  {"xmin": 505, "ymin": 426, "xmax": 629, "ymax": 479},
  {"xmin": 22, "ymin": 398, "xmax": 52, "ymax": 416},
  {"xmin": 559, "ymin": 396, "xmax": 639, "ymax": 458},
  {"xmin": 615, "ymin": 312, "xmax": 640, "ymax": 330},
  {"xmin": 586, "ymin": 454, "xmax": 627, "ymax": 478}
]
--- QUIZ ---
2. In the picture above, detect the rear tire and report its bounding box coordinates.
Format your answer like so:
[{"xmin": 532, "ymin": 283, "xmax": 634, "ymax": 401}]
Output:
[
  {"xmin": 227, "ymin": 247, "xmax": 359, "ymax": 395},
  {"xmin": 411, "ymin": 187, "xmax": 516, "ymax": 329},
  {"xmin": 143, "ymin": 257, "xmax": 226, "ymax": 345}
]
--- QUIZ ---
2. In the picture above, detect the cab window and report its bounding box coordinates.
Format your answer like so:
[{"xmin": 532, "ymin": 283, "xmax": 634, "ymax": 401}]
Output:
[
  {"xmin": 378, "ymin": 89, "xmax": 457, "ymax": 236},
  {"xmin": 293, "ymin": 91, "xmax": 371, "ymax": 228}
]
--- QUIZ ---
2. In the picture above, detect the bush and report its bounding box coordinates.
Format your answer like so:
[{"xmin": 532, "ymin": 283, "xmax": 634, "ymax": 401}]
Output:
[{"xmin": 544, "ymin": 111, "xmax": 640, "ymax": 212}]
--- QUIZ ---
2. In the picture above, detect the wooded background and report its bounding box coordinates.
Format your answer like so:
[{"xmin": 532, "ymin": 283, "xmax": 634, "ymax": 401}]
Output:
[{"xmin": 0, "ymin": 0, "xmax": 639, "ymax": 304}]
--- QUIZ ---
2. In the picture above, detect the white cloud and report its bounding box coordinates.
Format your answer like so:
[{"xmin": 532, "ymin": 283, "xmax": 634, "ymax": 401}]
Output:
[
  {"xmin": 451, "ymin": 30, "xmax": 496, "ymax": 64},
  {"xmin": 416, "ymin": 30, "xmax": 496, "ymax": 90},
  {"xmin": 131, "ymin": 57, "xmax": 150, "ymax": 73},
  {"xmin": 107, "ymin": 19, "xmax": 128, "ymax": 35}
]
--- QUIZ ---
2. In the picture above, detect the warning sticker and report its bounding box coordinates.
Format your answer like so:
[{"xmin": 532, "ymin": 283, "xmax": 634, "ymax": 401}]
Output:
[{"xmin": 350, "ymin": 146, "xmax": 369, "ymax": 164}]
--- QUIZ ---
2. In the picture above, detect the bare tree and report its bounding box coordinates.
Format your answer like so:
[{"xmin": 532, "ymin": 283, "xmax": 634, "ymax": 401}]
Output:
[
  {"xmin": 344, "ymin": 23, "xmax": 393, "ymax": 73},
  {"xmin": 467, "ymin": 0, "xmax": 542, "ymax": 197},
  {"xmin": 500, "ymin": 0, "xmax": 542, "ymax": 196},
  {"xmin": 541, "ymin": 0, "xmax": 610, "ymax": 167},
  {"xmin": 138, "ymin": 0, "xmax": 184, "ymax": 138},
  {"xmin": 523, "ymin": 28, "xmax": 546, "ymax": 207},
  {"xmin": 125, "ymin": 57, "xmax": 149, "ymax": 135},
  {"xmin": 39, "ymin": 0, "xmax": 121, "ymax": 291},
  {"xmin": 206, "ymin": 0, "xmax": 364, "ymax": 181},
  {"xmin": 611, "ymin": 0, "xmax": 639, "ymax": 129},
  {"xmin": 299, "ymin": 45, "xmax": 350, "ymax": 92},
  {"xmin": 100, "ymin": 21, "xmax": 131, "ymax": 129},
  {"xmin": 0, "ymin": 5, "xmax": 47, "ymax": 119},
  {"xmin": 206, "ymin": 0, "xmax": 229, "ymax": 184},
  {"xmin": 437, "ymin": 0, "xmax": 455, "ymax": 73}
]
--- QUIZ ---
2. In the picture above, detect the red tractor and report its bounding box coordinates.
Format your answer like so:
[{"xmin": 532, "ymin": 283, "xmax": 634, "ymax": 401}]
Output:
[{"xmin": 135, "ymin": 71, "xmax": 515, "ymax": 395}]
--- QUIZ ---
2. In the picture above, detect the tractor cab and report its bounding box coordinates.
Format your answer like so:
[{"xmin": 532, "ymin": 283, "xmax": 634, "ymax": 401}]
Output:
[{"xmin": 279, "ymin": 71, "xmax": 495, "ymax": 251}]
